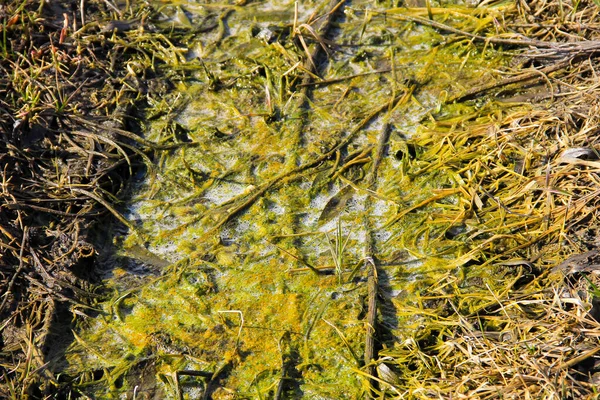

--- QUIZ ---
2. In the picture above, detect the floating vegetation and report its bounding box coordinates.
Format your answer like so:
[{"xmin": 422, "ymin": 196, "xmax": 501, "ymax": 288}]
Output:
[{"xmin": 4, "ymin": 0, "xmax": 600, "ymax": 398}]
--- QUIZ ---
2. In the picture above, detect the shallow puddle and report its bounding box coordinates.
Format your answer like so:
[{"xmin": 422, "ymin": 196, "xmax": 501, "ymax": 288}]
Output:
[{"xmin": 66, "ymin": 1, "xmax": 517, "ymax": 398}]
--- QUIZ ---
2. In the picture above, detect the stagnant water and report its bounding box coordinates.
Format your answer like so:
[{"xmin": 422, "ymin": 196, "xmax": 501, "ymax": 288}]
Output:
[{"xmin": 66, "ymin": 1, "xmax": 512, "ymax": 398}]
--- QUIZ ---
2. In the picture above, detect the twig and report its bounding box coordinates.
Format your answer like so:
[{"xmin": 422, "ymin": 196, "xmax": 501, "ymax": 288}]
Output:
[
  {"xmin": 70, "ymin": 116, "xmax": 202, "ymax": 151},
  {"xmin": 368, "ymin": 9, "xmax": 555, "ymax": 49},
  {"xmin": 360, "ymin": 103, "xmax": 395, "ymax": 393},
  {"xmin": 361, "ymin": 126, "xmax": 389, "ymax": 393},
  {"xmin": 551, "ymin": 346, "xmax": 600, "ymax": 373},
  {"xmin": 383, "ymin": 188, "xmax": 462, "ymax": 229},
  {"xmin": 298, "ymin": 68, "xmax": 392, "ymax": 87},
  {"xmin": 0, "ymin": 227, "xmax": 28, "ymax": 316},
  {"xmin": 288, "ymin": 0, "xmax": 346, "ymax": 155},
  {"xmin": 448, "ymin": 57, "xmax": 574, "ymax": 102},
  {"xmin": 193, "ymin": 96, "xmax": 401, "ymax": 242},
  {"xmin": 102, "ymin": 0, "xmax": 122, "ymax": 17},
  {"xmin": 80, "ymin": 0, "xmax": 85, "ymax": 27},
  {"xmin": 364, "ymin": 256, "xmax": 378, "ymax": 390}
]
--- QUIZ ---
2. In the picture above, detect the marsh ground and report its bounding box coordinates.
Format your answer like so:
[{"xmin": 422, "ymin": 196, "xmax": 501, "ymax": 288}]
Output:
[{"xmin": 3, "ymin": 0, "xmax": 600, "ymax": 398}]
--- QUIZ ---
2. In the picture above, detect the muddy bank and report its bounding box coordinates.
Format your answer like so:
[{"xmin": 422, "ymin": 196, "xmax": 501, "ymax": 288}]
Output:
[{"xmin": 0, "ymin": 0, "xmax": 179, "ymax": 397}]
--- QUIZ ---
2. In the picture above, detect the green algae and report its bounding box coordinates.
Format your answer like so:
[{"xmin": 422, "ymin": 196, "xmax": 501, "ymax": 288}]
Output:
[{"xmin": 64, "ymin": 0, "xmax": 538, "ymax": 398}]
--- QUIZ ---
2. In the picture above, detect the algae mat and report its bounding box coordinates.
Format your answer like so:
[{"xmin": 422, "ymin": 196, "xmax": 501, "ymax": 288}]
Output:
[{"xmin": 65, "ymin": 1, "xmax": 536, "ymax": 398}]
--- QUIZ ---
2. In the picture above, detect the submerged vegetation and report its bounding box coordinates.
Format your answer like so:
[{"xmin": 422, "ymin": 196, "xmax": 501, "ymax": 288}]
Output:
[{"xmin": 4, "ymin": 0, "xmax": 600, "ymax": 398}]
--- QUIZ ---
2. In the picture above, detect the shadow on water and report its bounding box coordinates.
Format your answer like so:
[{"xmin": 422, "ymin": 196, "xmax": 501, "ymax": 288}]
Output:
[{"xmin": 375, "ymin": 265, "xmax": 400, "ymax": 344}]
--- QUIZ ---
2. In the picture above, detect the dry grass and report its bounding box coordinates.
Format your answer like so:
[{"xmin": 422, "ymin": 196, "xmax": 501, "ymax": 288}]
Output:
[{"xmin": 368, "ymin": 1, "xmax": 600, "ymax": 398}]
